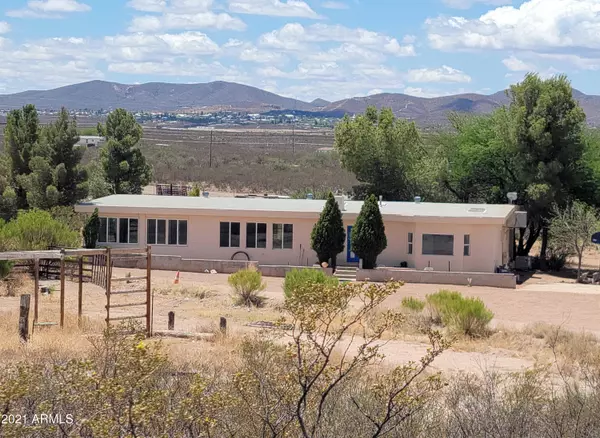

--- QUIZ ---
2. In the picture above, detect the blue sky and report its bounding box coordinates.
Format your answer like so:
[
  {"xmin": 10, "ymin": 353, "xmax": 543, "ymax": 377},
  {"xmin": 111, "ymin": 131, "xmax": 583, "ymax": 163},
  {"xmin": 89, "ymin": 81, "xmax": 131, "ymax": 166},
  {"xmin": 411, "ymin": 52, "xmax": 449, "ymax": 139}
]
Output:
[{"xmin": 0, "ymin": 0, "xmax": 599, "ymax": 101}]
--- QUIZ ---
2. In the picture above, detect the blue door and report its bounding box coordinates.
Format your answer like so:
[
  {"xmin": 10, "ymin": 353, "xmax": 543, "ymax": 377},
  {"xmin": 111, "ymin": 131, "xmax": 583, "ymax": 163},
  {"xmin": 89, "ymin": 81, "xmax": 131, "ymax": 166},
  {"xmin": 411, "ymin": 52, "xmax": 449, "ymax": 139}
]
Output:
[{"xmin": 347, "ymin": 225, "xmax": 360, "ymax": 263}]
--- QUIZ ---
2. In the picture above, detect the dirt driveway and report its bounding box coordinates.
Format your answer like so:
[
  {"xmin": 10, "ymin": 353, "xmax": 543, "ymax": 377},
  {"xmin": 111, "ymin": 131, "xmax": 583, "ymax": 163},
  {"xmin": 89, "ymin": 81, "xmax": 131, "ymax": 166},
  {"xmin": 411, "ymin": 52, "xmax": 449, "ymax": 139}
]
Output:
[{"xmin": 2, "ymin": 268, "xmax": 600, "ymax": 374}]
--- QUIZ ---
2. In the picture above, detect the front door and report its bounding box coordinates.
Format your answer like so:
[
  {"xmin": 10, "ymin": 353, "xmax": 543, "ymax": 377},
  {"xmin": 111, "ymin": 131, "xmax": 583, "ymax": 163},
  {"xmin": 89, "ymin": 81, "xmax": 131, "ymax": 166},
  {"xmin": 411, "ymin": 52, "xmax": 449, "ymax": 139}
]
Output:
[{"xmin": 347, "ymin": 225, "xmax": 360, "ymax": 263}]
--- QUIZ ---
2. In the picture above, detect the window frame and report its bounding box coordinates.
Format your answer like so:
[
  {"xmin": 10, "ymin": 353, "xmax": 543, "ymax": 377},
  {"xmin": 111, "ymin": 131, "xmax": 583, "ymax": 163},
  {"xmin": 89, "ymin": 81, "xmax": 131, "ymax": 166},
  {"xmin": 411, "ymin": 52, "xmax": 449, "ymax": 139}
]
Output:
[
  {"xmin": 220, "ymin": 221, "xmax": 241, "ymax": 248},
  {"xmin": 246, "ymin": 222, "xmax": 267, "ymax": 249},
  {"xmin": 421, "ymin": 234, "xmax": 454, "ymax": 256},
  {"xmin": 408, "ymin": 232, "xmax": 413, "ymax": 255},
  {"xmin": 463, "ymin": 234, "xmax": 470, "ymax": 256},
  {"xmin": 273, "ymin": 223, "xmax": 294, "ymax": 250},
  {"xmin": 147, "ymin": 218, "xmax": 168, "ymax": 245},
  {"xmin": 147, "ymin": 218, "xmax": 188, "ymax": 246},
  {"xmin": 98, "ymin": 217, "xmax": 138, "ymax": 244}
]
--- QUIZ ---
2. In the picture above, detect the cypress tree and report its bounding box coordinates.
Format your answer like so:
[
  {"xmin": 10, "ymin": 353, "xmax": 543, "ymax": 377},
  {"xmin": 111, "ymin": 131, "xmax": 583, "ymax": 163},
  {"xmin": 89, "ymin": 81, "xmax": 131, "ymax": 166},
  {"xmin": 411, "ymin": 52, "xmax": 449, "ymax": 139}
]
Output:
[
  {"xmin": 352, "ymin": 194, "xmax": 387, "ymax": 269},
  {"xmin": 310, "ymin": 192, "xmax": 346, "ymax": 270},
  {"xmin": 83, "ymin": 208, "xmax": 100, "ymax": 249}
]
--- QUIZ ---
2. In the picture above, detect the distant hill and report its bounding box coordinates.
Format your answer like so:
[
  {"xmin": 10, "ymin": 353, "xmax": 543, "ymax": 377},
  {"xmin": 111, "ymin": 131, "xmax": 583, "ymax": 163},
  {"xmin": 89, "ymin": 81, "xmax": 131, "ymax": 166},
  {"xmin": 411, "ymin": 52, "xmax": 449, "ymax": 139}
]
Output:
[
  {"xmin": 0, "ymin": 80, "xmax": 316, "ymax": 113},
  {"xmin": 1, "ymin": 80, "xmax": 600, "ymax": 126},
  {"xmin": 311, "ymin": 98, "xmax": 330, "ymax": 107}
]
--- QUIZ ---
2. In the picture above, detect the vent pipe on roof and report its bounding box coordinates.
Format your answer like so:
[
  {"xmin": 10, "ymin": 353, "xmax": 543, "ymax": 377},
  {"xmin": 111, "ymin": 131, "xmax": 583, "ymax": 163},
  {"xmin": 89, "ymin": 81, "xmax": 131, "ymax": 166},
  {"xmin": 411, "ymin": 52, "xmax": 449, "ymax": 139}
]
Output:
[
  {"xmin": 306, "ymin": 193, "xmax": 314, "ymax": 200},
  {"xmin": 335, "ymin": 195, "xmax": 345, "ymax": 211},
  {"xmin": 202, "ymin": 191, "xmax": 209, "ymax": 198},
  {"xmin": 414, "ymin": 196, "xmax": 421, "ymax": 204},
  {"xmin": 379, "ymin": 195, "xmax": 383, "ymax": 207}
]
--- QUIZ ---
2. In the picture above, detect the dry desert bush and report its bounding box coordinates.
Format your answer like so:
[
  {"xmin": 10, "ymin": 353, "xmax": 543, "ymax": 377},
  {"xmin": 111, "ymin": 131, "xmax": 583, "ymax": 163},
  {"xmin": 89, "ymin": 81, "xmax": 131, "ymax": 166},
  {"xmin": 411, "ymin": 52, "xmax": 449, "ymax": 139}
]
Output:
[{"xmin": 4, "ymin": 281, "xmax": 600, "ymax": 437}]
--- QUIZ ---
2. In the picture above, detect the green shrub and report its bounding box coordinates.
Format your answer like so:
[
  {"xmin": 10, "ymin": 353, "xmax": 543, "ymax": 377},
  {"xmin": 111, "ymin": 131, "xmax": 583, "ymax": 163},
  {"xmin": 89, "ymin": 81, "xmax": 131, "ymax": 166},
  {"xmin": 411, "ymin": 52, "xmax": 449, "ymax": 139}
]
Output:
[
  {"xmin": 426, "ymin": 290, "xmax": 493, "ymax": 337},
  {"xmin": 228, "ymin": 268, "xmax": 267, "ymax": 307},
  {"xmin": 0, "ymin": 209, "xmax": 80, "ymax": 250},
  {"xmin": 0, "ymin": 261, "xmax": 12, "ymax": 279},
  {"xmin": 547, "ymin": 249, "xmax": 568, "ymax": 272},
  {"xmin": 283, "ymin": 268, "xmax": 339, "ymax": 299},
  {"xmin": 401, "ymin": 297, "xmax": 426, "ymax": 312}
]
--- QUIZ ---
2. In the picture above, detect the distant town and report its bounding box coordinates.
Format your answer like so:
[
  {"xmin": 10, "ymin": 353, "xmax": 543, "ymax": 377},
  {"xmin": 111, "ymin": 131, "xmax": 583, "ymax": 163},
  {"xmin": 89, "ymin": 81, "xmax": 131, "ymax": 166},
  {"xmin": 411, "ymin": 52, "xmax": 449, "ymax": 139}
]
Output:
[{"xmin": 0, "ymin": 108, "xmax": 342, "ymax": 130}]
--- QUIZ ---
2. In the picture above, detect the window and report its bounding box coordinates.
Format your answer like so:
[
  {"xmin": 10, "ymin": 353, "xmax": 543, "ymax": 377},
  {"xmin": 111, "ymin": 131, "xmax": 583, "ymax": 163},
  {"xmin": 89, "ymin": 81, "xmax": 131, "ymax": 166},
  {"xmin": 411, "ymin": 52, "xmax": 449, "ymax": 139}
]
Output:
[
  {"xmin": 246, "ymin": 223, "xmax": 267, "ymax": 249},
  {"xmin": 148, "ymin": 219, "xmax": 186, "ymax": 245},
  {"xmin": 220, "ymin": 222, "xmax": 240, "ymax": 248},
  {"xmin": 422, "ymin": 234, "xmax": 454, "ymax": 256},
  {"xmin": 107, "ymin": 218, "xmax": 117, "ymax": 243},
  {"xmin": 98, "ymin": 217, "xmax": 107, "ymax": 243},
  {"xmin": 97, "ymin": 217, "xmax": 137, "ymax": 244},
  {"xmin": 408, "ymin": 232, "xmax": 413, "ymax": 255},
  {"xmin": 273, "ymin": 224, "xmax": 293, "ymax": 249},
  {"xmin": 147, "ymin": 219, "xmax": 166, "ymax": 244},
  {"xmin": 463, "ymin": 234, "xmax": 470, "ymax": 256}
]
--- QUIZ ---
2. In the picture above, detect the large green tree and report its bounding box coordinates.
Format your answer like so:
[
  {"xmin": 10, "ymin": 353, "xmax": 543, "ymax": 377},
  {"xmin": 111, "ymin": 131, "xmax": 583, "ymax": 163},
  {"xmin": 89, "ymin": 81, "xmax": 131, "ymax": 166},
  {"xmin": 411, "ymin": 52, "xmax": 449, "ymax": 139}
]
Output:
[
  {"xmin": 17, "ymin": 108, "xmax": 88, "ymax": 209},
  {"xmin": 507, "ymin": 73, "xmax": 589, "ymax": 258},
  {"xmin": 4, "ymin": 104, "xmax": 40, "ymax": 209},
  {"xmin": 351, "ymin": 194, "xmax": 387, "ymax": 269},
  {"xmin": 100, "ymin": 109, "xmax": 152, "ymax": 194},
  {"xmin": 334, "ymin": 107, "xmax": 422, "ymax": 200},
  {"xmin": 310, "ymin": 192, "xmax": 346, "ymax": 270},
  {"xmin": 0, "ymin": 154, "xmax": 17, "ymax": 221}
]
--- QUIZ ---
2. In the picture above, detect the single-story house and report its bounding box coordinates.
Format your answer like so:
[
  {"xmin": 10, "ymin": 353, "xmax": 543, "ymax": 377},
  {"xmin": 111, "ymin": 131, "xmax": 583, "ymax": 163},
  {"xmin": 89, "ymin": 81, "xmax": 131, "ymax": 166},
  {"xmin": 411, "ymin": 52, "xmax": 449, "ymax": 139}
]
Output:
[
  {"xmin": 77, "ymin": 136, "xmax": 106, "ymax": 148},
  {"xmin": 75, "ymin": 194, "xmax": 522, "ymax": 273}
]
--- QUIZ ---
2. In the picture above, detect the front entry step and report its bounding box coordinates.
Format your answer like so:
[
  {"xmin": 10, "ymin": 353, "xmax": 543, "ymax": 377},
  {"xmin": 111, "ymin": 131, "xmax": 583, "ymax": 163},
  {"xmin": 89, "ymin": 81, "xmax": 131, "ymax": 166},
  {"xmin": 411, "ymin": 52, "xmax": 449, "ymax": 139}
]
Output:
[{"xmin": 334, "ymin": 266, "xmax": 358, "ymax": 282}]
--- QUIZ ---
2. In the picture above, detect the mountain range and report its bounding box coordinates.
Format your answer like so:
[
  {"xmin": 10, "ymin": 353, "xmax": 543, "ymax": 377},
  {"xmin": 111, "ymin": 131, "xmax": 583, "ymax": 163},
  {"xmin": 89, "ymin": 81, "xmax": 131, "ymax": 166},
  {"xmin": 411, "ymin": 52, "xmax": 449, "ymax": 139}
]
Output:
[{"xmin": 1, "ymin": 80, "xmax": 600, "ymax": 126}]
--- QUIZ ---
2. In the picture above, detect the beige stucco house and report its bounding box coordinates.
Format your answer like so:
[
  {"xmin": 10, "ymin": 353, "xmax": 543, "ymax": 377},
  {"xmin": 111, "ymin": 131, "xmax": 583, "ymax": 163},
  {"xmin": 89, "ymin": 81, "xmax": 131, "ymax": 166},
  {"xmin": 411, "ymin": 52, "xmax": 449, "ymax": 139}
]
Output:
[{"xmin": 75, "ymin": 194, "xmax": 520, "ymax": 273}]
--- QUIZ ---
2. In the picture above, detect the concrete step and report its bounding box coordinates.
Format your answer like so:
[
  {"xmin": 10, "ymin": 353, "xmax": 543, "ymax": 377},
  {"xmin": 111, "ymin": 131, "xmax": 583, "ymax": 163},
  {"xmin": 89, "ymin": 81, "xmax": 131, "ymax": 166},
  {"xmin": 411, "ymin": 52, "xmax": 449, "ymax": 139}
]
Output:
[{"xmin": 334, "ymin": 267, "xmax": 357, "ymax": 282}]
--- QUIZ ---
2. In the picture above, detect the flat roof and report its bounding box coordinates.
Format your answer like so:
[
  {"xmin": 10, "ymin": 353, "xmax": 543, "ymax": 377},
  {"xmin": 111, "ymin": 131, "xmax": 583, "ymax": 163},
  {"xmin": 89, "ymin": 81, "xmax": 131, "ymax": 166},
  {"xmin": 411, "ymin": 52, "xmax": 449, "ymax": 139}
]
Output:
[{"xmin": 76, "ymin": 195, "xmax": 516, "ymax": 222}]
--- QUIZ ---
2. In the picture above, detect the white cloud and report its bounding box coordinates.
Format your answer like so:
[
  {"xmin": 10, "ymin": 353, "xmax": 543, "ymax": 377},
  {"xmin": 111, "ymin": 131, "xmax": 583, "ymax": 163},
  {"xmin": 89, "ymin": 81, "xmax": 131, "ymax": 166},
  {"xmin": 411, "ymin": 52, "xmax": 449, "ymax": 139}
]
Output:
[
  {"xmin": 502, "ymin": 55, "xmax": 536, "ymax": 71},
  {"xmin": 405, "ymin": 65, "xmax": 472, "ymax": 83},
  {"xmin": 302, "ymin": 43, "xmax": 385, "ymax": 63},
  {"xmin": 259, "ymin": 23, "xmax": 415, "ymax": 56},
  {"xmin": 403, "ymin": 86, "xmax": 474, "ymax": 98},
  {"xmin": 129, "ymin": 12, "xmax": 246, "ymax": 32},
  {"xmin": 238, "ymin": 46, "xmax": 286, "ymax": 63},
  {"xmin": 535, "ymin": 53, "xmax": 600, "ymax": 71},
  {"xmin": 104, "ymin": 32, "xmax": 220, "ymax": 60},
  {"xmin": 7, "ymin": 0, "xmax": 91, "ymax": 18},
  {"xmin": 107, "ymin": 60, "xmax": 247, "ymax": 81},
  {"xmin": 427, "ymin": 0, "xmax": 600, "ymax": 53},
  {"xmin": 127, "ymin": 0, "xmax": 167, "ymax": 12},
  {"xmin": 0, "ymin": 22, "xmax": 11, "ymax": 34},
  {"xmin": 442, "ymin": 0, "xmax": 511, "ymax": 9},
  {"xmin": 228, "ymin": 0, "xmax": 322, "ymax": 18},
  {"xmin": 321, "ymin": 1, "xmax": 349, "ymax": 9}
]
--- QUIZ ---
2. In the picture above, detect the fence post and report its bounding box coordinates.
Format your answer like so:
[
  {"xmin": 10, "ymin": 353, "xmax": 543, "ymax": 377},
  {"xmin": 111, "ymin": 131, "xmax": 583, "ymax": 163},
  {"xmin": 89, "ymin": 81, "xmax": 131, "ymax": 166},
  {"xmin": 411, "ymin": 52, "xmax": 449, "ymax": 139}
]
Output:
[
  {"xmin": 19, "ymin": 294, "xmax": 31, "ymax": 342},
  {"xmin": 168, "ymin": 311, "xmax": 175, "ymax": 330},
  {"xmin": 105, "ymin": 249, "xmax": 112, "ymax": 328},
  {"xmin": 60, "ymin": 253, "xmax": 65, "ymax": 329},
  {"xmin": 78, "ymin": 257, "xmax": 83, "ymax": 328},
  {"xmin": 220, "ymin": 317, "xmax": 227, "ymax": 335},
  {"xmin": 146, "ymin": 245, "xmax": 152, "ymax": 337},
  {"xmin": 33, "ymin": 259, "xmax": 39, "ymax": 325}
]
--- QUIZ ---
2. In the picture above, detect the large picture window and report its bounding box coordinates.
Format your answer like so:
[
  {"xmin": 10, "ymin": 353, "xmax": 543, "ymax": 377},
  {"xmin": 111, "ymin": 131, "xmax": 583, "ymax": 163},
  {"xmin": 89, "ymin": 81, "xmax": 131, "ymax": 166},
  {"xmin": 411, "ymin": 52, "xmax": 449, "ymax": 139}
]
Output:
[
  {"xmin": 220, "ymin": 222, "xmax": 240, "ymax": 248},
  {"xmin": 246, "ymin": 223, "xmax": 267, "ymax": 249},
  {"xmin": 273, "ymin": 224, "xmax": 293, "ymax": 249},
  {"xmin": 422, "ymin": 234, "xmax": 454, "ymax": 256},
  {"xmin": 147, "ymin": 219, "xmax": 187, "ymax": 245},
  {"xmin": 98, "ymin": 217, "xmax": 137, "ymax": 244}
]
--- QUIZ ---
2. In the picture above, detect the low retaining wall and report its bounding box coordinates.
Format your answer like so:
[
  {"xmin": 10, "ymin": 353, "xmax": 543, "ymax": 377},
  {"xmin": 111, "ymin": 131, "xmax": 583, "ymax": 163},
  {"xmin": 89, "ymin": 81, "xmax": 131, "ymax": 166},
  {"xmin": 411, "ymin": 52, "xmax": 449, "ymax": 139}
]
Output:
[
  {"xmin": 258, "ymin": 265, "xmax": 333, "ymax": 278},
  {"xmin": 356, "ymin": 268, "xmax": 516, "ymax": 289},
  {"xmin": 113, "ymin": 255, "xmax": 258, "ymax": 274}
]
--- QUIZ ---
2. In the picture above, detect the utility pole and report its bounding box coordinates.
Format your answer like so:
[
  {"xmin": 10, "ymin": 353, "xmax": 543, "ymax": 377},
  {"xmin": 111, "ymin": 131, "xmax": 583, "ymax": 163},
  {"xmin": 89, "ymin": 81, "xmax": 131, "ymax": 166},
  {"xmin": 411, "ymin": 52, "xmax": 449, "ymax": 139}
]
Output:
[
  {"xmin": 292, "ymin": 96, "xmax": 297, "ymax": 155},
  {"xmin": 209, "ymin": 129, "xmax": 213, "ymax": 168}
]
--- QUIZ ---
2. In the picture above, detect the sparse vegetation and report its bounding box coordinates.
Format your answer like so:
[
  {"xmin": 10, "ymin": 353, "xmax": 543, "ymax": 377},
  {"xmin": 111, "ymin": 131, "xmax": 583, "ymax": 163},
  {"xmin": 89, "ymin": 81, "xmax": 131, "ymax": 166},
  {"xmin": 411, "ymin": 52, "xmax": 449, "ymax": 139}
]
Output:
[
  {"xmin": 228, "ymin": 268, "xmax": 267, "ymax": 307},
  {"xmin": 154, "ymin": 284, "xmax": 214, "ymax": 299},
  {"xmin": 427, "ymin": 290, "xmax": 494, "ymax": 337},
  {"xmin": 402, "ymin": 296, "xmax": 426, "ymax": 312},
  {"xmin": 283, "ymin": 268, "xmax": 338, "ymax": 299}
]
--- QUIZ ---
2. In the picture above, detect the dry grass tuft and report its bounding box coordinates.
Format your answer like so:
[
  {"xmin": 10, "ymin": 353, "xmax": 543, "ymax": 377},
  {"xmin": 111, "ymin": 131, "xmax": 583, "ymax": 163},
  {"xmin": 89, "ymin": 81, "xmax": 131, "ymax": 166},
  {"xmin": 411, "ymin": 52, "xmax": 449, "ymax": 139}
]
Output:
[
  {"xmin": 154, "ymin": 284, "xmax": 215, "ymax": 299},
  {"xmin": 0, "ymin": 273, "xmax": 34, "ymax": 297}
]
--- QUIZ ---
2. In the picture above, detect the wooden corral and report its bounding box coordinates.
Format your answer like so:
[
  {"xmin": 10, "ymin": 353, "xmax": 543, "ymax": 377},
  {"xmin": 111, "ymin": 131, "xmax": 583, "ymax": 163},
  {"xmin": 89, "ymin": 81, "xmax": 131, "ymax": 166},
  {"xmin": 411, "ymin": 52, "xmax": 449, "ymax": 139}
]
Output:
[{"xmin": 0, "ymin": 247, "xmax": 153, "ymax": 337}]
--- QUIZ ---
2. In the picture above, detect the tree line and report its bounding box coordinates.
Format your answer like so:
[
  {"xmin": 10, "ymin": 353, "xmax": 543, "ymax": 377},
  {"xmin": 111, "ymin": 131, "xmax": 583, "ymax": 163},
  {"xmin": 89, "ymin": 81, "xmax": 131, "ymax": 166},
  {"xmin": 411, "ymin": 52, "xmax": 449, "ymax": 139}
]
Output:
[
  {"xmin": 0, "ymin": 106, "xmax": 152, "ymax": 221},
  {"xmin": 334, "ymin": 73, "xmax": 600, "ymax": 262}
]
